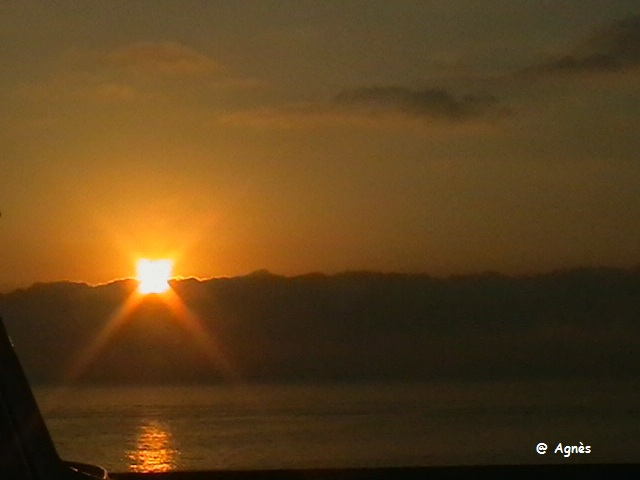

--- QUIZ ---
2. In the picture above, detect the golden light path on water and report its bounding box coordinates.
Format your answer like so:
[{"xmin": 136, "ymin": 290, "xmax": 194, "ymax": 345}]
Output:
[{"xmin": 127, "ymin": 420, "xmax": 178, "ymax": 473}]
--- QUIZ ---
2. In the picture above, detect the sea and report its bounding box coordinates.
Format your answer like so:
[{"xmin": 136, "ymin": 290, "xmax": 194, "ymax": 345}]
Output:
[{"xmin": 34, "ymin": 380, "xmax": 640, "ymax": 473}]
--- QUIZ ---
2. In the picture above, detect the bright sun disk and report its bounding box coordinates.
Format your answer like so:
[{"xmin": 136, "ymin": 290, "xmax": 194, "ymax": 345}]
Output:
[{"xmin": 136, "ymin": 259, "xmax": 173, "ymax": 294}]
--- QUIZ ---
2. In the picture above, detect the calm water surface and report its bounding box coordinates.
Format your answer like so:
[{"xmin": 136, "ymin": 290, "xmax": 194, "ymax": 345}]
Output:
[{"xmin": 34, "ymin": 381, "xmax": 640, "ymax": 473}]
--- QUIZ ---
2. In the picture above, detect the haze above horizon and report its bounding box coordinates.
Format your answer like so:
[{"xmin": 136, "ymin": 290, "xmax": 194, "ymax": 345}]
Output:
[{"xmin": 1, "ymin": 1, "xmax": 639, "ymax": 291}]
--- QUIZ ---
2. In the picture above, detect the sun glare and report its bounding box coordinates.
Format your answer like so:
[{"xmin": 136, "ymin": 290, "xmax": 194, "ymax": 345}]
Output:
[{"xmin": 136, "ymin": 259, "xmax": 173, "ymax": 294}]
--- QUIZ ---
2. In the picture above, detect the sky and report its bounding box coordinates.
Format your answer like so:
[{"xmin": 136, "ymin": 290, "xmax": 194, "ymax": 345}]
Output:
[{"xmin": 1, "ymin": 1, "xmax": 640, "ymax": 291}]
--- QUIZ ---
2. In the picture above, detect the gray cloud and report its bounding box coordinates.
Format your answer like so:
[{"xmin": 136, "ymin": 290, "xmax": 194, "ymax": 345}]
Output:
[
  {"xmin": 334, "ymin": 86, "xmax": 508, "ymax": 121},
  {"xmin": 529, "ymin": 15, "xmax": 640, "ymax": 75}
]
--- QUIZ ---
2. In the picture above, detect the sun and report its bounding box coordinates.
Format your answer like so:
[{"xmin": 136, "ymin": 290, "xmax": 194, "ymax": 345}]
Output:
[{"xmin": 136, "ymin": 259, "xmax": 173, "ymax": 294}]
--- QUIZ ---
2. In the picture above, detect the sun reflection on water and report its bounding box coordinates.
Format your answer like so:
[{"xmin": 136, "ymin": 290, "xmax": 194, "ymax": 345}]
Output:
[{"xmin": 127, "ymin": 420, "xmax": 179, "ymax": 473}]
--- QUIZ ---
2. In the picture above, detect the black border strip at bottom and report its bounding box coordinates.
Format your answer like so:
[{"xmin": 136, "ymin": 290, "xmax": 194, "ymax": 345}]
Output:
[{"xmin": 112, "ymin": 464, "xmax": 640, "ymax": 480}]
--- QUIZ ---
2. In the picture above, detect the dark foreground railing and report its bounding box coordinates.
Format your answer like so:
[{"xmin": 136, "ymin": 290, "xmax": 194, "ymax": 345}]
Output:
[{"xmin": 112, "ymin": 464, "xmax": 640, "ymax": 480}]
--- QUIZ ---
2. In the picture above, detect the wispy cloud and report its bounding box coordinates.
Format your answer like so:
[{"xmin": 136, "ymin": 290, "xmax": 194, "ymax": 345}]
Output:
[
  {"xmin": 104, "ymin": 41, "xmax": 221, "ymax": 76},
  {"xmin": 217, "ymin": 103, "xmax": 506, "ymax": 136},
  {"xmin": 525, "ymin": 15, "xmax": 640, "ymax": 76},
  {"xmin": 13, "ymin": 41, "xmax": 237, "ymax": 106},
  {"xmin": 14, "ymin": 71, "xmax": 138, "ymax": 104},
  {"xmin": 217, "ymin": 85, "xmax": 511, "ymax": 134},
  {"xmin": 333, "ymin": 86, "xmax": 509, "ymax": 121}
]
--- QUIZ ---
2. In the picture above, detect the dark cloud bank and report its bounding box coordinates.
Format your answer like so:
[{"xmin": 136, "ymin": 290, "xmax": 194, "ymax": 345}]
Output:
[{"xmin": 1, "ymin": 268, "xmax": 639, "ymax": 385}]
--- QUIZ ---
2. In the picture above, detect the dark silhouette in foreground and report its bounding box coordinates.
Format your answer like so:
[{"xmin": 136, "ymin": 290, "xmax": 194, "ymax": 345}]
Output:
[{"xmin": 0, "ymin": 317, "xmax": 108, "ymax": 479}]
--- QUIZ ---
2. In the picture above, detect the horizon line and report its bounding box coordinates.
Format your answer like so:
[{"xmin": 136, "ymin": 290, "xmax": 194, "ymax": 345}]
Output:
[{"xmin": 3, "ymin": 263, "xmax": 640, "ymax": 295}]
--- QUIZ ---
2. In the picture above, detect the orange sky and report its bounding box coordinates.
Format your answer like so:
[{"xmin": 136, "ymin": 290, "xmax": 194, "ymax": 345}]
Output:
[{"xmin": 1, "ymin": 1, "xmax": 640, "ymax": 291}]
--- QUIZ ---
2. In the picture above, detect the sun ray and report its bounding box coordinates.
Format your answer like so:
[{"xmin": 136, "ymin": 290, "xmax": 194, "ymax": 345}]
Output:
[
  {"xmin": 62, "ymin": 287, "xmax": 143, "ymax": 384},
  {"xmin": 161, "ymin": 287, "xmax": 238, "ymax": 380},
  {"xmin": 60, "ymin": 277, "xmax": 238, "ymax": 385}
]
